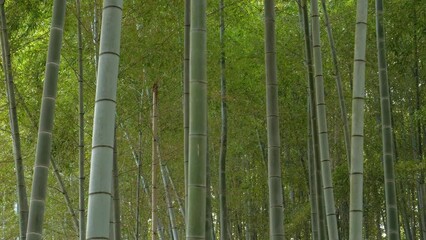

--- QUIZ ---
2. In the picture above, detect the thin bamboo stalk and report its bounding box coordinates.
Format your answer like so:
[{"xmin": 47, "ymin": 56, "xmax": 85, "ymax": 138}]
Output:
[
  {"xmin": 219, "ymin": 0, "xmax": 229, "ymax": 239},
  {"xmin": 0, "ymin": 1, "xmax": 29, "ymax": 238},
  {"xmin": 152, "ymin": 84, "xmax": 159, "ymax": 240},
  {"xmin": 75, "ymin": 0, "xmax": 85, "ymax": 238}
]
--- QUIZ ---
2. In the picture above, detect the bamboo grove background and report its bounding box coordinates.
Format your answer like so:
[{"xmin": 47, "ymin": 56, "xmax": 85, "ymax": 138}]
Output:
[{"xmin": 0, "ymin": 0, "xmax": 425, "ymax": 239}]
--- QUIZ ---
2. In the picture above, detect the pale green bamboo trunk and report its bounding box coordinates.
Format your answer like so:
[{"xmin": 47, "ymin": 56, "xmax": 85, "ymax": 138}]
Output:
[
  {"xmin": 320, "ymin": 0, "xmax": 351, "ymax": 168},
  {"xmin": 375, "ymin": 0, "xmax": 400, "ymax": 238},
  {"xmin": 264, "ymin": 1, "xmax": 285, "ymax": 239},
  {"xmin": 76, "ymin": 0, "xmax": 85, "ymax": 238},
  {"xmin": 86, "ymin": 0, "xmax": 123, "ymax": 238},
  {"xmin": 152, "ymin": 84, "xmax": 159, "ymax": 240},
  {"xmin": 0, "ymin": 1, "xmax": 29, "ymax": 239},
  {"xmin": 26, "ymin": 0, "xmax": 66, "ymax": 238},
  {"xmin": 219, "ymin": 0, "xmax": 228, "ymax": 239},
  {"xmin": 183, "ymin": 0, "xmax": 190, "ymax": 231},
  {"xmin": 300, "ymin": 1, "xmax": 326, "ymax": 237},
  {"xmin": 349, "ymin": 0, "xmax": 368, "ymax": 239},
  {"xmin": 186, "ymin": 0, "xmax": 207, "ymax": 239},
  {"xmin": 310, "ymin": 0, "xmax": 339, "ymax": 238},
  {"xmin": 298, "ymin": 2, "xmax": 318, "ymax": 238}
]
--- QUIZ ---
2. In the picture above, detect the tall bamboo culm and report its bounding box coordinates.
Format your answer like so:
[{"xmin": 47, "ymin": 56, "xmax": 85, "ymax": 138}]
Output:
[
  {"xmin": 86, "ymin": 0, "xmax": 123, "ymax": 238},
  {"xmin": 183, "ymin": 0, "xmax": 190, "ymax": 230},
  {"xmin": 152, "ymin": 84, "xmax": 159, "ymax": 240},
  {"xmin": 375, "ymin": 0, "xmax": 399, "ymax": 238},
  {"xmin": 186, "ymin": 0, "xmax": 207, "ymax": 239},
  {"xmin": 349, "ymin": 0, "xmax": 368, "ymax": 239},
  {"xmin": 300, "ymin": 1, "xmax": 327, "ymax": 237},
  {"xmin": 310, "ymin": 0, "xmax": 339, "ymax": 238},
  {"xmin": 320, "ymin": 0, "xmax": 351, "ymax": 169},
  {"xmin": 264, "ymin": 0, "xmax": 285, "ymax": 239},
  {"xmin": 0, "ymin": 1, "xmax": 29, "ymax": 239},
  {"xmin": 75, "ymin": 0, "xmax": 85, "ymax": 238},
  {"xmin": 298, "ymin": 1, "xmax": 319, "ymax": 238},
  {"xmin": 219, "ymin": 0, "xmax": 228, "ymax": 239},
  {"xmin": 26, "ymin": 0, "xmax": 66, "ymax": 239}
]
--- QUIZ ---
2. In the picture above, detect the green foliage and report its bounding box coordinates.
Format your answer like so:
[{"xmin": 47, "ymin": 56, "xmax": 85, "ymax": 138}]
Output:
[{"xmin": 0, "ymin": 0, "xmax": 426, "ymax": 238}]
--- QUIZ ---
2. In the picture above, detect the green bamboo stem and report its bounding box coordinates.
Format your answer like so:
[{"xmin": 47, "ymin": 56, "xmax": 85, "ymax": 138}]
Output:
[
  {"xmin": 86, "ymin": 0, "xmax": 123, "ymax": 238},
  {"xmin": 310, "ymin": 0, "xmax": 339, "ymax": 238},
  {"xmin": 0, "ymin": 1, "xmax": 29, "ymax": 239},
  {"xmin": 159, "ymin": 147, "xmax": 179, "ymax": 240},
  {"xmin": 135, "ymin": 156, "xmax": 141, "ymax": 240},
  {"xmin": 75, "ymin": 0, "xmax": 85, "ymax": 238},
  {"xmin": 152, "ymin": 84, "xmax": 159, "ymax": 240},
  {"xmin": 301, "ymin": 2, "xmax": 329, "ymax": 237},
  {"xmin": 26, "ymin": 0, "xmax": 67, "ymax": 238},
  {"xmin": 307, "ymin": 99, "xmax": 319, "ymax": 240},
  {"xmin": 320, "ymin": 0, "xmax": 351, "ymax": 168},
  {"xmin": 206, "ymin": 142, "xmax": 214, "ymax": 240},
  {"xmin": 113, "ymin": 128, "xmax": 121, "ymax": 240},
  {"xmin": 186, "ymin": 0, "xmax": 207, "ymax": 239},
  {"xmin": 298, "ymin": 0, "xmax": 319, "ymax": 240},
  {"xmin": 121, "ymin": 119, "xmax": 168, "ymax": 239},
  {"xmin": 183, "ymin": 0, "xmax": 190, "ymax": 231},
  {"xmin": 51, "ymin": 157, "xmax": 79, "ymax": 233},
  {"xmin": 349, "ymin": 0, "xmax": 368, "ymax": 239},
  {"xmin": 11, "ymin": 71, "xmax": 79, "ymax": 239},
  {"xmin": 219, "ymin": 0, "xmax": 228, "ymax": 239},
  {"xmin": 165, "ymin": 165, "xmax": 185, "ymax": 218},
  {"xmin": 375, "ymin": 0, "xmax": 400, "ymax": 238},
  {"xmin": 264, "ymin": 0, "xmax": 285, "ymax": 239}
]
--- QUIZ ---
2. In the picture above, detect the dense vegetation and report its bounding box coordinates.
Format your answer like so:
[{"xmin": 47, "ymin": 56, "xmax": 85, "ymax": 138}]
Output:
[{"xmin": 0, "ymin": 0, "xmax": 425, "ymax": 239}]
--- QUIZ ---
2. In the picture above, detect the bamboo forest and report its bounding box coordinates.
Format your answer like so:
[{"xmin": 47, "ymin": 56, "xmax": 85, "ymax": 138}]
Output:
[{"xmin": 1, "ymin": 0, "xmax": 426, "ymax": 239}]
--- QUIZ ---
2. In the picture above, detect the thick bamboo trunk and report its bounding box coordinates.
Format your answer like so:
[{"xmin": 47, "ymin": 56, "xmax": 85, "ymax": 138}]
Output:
[
  {"xmin": 26, "ymin": 0, "xmax": 67, "ymax": 238},
  {"xmin": 349, "ymin": 0, "xmax": 368, "ymax": 239},
  {"xmin": 320, "ymin": 0, "xmax": 351, "ymax": 168},
  {"xmin": 264, "ymin": 1, "xmax": 285, "ymax": 239},
  {"xmin": 310, "ymin": 0, "xmax": 340, "ymax": 238},
  {"xmin": 86, "ymin": 0, "xmax": 123, "ymax": 238},
  {"xmin": 300, "ymin": 2, "xmax": 327, "ymax": 237},
  {"xmin": 186, "ymin": 0, "xmax": 208, "ymax": 239},
  {"xmin": 375, "ymin": 0, "xmax": 400, "ymax": 238}
]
